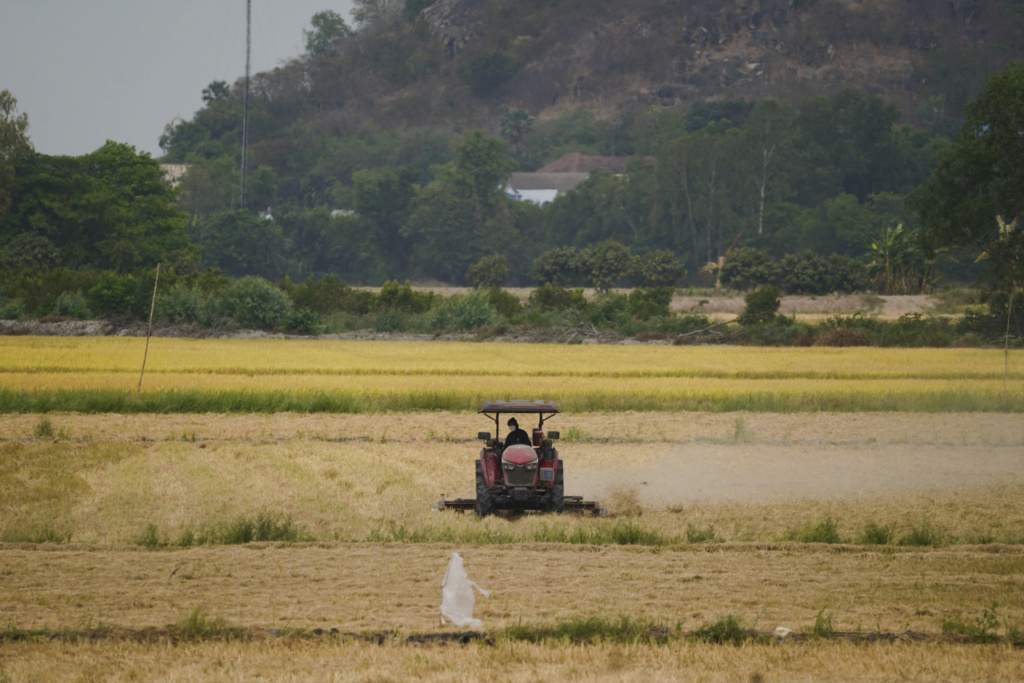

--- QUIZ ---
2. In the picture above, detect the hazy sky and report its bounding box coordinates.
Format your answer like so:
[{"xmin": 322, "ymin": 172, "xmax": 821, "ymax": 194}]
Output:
[{"xmin": 0, "ymin": 0, "xmax": 356, "ymax": 158}]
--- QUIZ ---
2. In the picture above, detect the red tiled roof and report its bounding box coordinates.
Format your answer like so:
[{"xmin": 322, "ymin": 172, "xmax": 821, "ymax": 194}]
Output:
[{"xmin": 537, "ymin": 153, "xmax": 650, "ymax": 174}]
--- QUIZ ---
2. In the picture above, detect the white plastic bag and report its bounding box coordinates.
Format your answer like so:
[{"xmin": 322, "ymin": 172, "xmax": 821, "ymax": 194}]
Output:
[{"xmin": 439, "ymin": 551, "xmax": 491, "ymax": 628}]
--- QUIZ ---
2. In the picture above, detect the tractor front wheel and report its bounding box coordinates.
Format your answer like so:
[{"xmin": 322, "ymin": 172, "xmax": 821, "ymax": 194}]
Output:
[
  {"xmin": 475, "ymin": 460, "xmax": 494, "ymax": 518},
  {"xmin": 547, "ymin": 462, "xmax": 564, "ymax": 513}
]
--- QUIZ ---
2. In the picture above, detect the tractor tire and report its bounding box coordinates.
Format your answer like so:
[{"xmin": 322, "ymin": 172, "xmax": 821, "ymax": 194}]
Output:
[
  {"xmin": 475, "ymin": 460, "xmax": 494, "ymax": 518},
  {"xmin": 547, "ymin": 461, "xmax": 564, "ymax": 513}
]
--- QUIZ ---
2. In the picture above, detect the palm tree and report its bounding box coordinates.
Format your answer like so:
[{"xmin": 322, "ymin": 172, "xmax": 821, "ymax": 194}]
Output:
[{"xmin": 500, "ymin": 109, "xmax": 532, "ymax": 153}]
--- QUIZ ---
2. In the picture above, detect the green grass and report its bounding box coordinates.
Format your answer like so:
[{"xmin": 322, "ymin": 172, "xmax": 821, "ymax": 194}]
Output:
[
  {"xmin": 169, "ymin": 608, "xmax": 248, "ymax": 642},
  {"xmin": 504, "ymin": 615, "xmax": 675, "ymax": 644},
  {"xmin": 942, "ymin": 603, "xmax": 1003, "ymax": 644},
  {"xmin": 810, "ymin": 609, "xmax": 837, "ymax": 639},
  {"xmin": 691, "ymin": 615, "xmax": 763, "ymax": 645},
  {"xmin": 365, "ymin": 519, "xmax": 669, "ymax": 546},
  {"xmin": 136, "ymin": 514, "xmax": 305, "ymax": 547},
  {"xmin": 781, "ymin": 517, "xmax": 843, "ymax": 544}
]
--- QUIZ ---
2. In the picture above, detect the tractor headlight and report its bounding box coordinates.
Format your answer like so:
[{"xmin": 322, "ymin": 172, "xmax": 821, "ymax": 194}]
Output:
[
  {"xmin": 504, "ymin": 462, "xmax": 515, "ymax": 470},
  {"xmin": 525, "ymin": 463, "xmax": 537, "ymax": 470}
]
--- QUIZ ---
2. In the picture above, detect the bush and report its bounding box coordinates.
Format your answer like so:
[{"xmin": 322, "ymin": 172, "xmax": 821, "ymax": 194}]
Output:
[
  {"xmin": 376, "ymin": 280, "xmax": 435, "ymax": 314},
  {"xmin": 52, "ymin": 290, "xmax": 92, "ymax": 319},
  {"xmin": 586, "ymin": 292, "xmax": 630, "ymax": 327},
  {"xmin": 486, "ymin": 287, "xmax": 523, "ymax": 318},
  {"xmin": 813, "ymin": 327, "xmax": 873, "ymax": 347},
  {"xmin": 720, "ymin": 247, "xmax": 778, "ymax": 290},
  {"xmin": 743, "ymin": 319, "xmax": 815, "ymax": 346},
  {"xmin": 157, "ymin": 283, "xmax": 205, "ymax": 324},
  {"xmin": 878, "ymin": 313, "xmax": 954, "ymax": 347},
  {"xmin": 223, "ymin": 276, "xmax": 292, "ymax": 330},
  {"xmin": 778, "ymin": 251, "xmax": 868, "ymax": 295},
  {"xmin": 282, "ymin": 307, "xmax": 325, "ymax": 335},
  {"xmin": 737, "ymin": 285, "xmax": 780, "ymax": 326},
  {"xmin": 87, "ymin": 271, "xmax": 142, "ymax": 318},
  {"xmin": 627, "ymin": 287, "xmax": 674, "ymax": 320},
  {"xmin": 283, "ymin": 274, "xmax": 374, "ymax": 315},
  {"xmin": 0, "ymin": 292, "xmax": 24, "ymax": 320},
  {"xmin": 528, "ymin": 283, "xmax": 587, "ymax": 312},
  {"xmin": 430, "ymin": 291, "xmax": 498, "ymax": 331}
]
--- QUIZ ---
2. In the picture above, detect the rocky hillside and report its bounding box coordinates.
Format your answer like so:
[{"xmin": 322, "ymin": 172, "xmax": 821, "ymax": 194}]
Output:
[{"xmin": 416, "ymin": 0, "xmax": 1020, "ymax": 127}]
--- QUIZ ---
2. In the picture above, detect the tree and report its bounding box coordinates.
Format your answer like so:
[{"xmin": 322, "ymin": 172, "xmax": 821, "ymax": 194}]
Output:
[
  {"xmin": 305, "ymin": 10, "xmax": 352, "ymax": 58},
  {"xmin": 1, "ymin": 142, "xmax": 194, "ymax": 271},
  {"xmin": 913, "ymin": 62, "xmax": 1024, "ymax": 309},
  {"xmin": 742, "ymin": 99, "xmax": 794, "ymax": 236},
  {"xmin": 914, "ymin": 62, "xmax": 1024, "ymax": 252},
  {"xmin": 737, "ymin": 285, "xmax": 781, "ymax": 326},
  {"xmin": 466, "ymin": 254, "xmax": 509, "ymax": 289},
  {"xmin": 634, "ymin": 249, "xmax": 683, "ymax": 288},
  {"xmin": 353, "ymin": 165, "xmax": 419, "ymax": 273},
  {"xmin": 585, "ymin": 240, "xmax": 633, "ymax": 292},
  {"xmin": 530, "ymin": 247, "xmax": 588, "ymax": 286},
  {"xmin": 351, "ymin": 0, "xmax": 403, "ymax": 32},
  {"xmin": 0, "ymin": 90, "xmax": 32, "ymax": 219},
  {"xmin": 201, "ymin": 81, "xmax": 230, "ymax": 104},
  {"xmin": 193, "ymin": 210, "xmax": 287, "ymax": 279},
  {"xmin": 500, "ymin": 109, "xmax": 532, "ymax": 153}
]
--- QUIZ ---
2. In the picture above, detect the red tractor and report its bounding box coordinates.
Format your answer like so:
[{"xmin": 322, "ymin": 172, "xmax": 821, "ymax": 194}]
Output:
[{"xmin": 436, "ymin": 400, "xmax": 603, "ymax": 517}]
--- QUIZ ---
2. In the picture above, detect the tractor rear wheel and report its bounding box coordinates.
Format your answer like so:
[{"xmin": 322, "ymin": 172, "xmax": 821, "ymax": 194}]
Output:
[
  {"xmin": 547, "ymin": 461, "xmax": 564, "ymax": 513},
  {"xmin": 475, "ymin": 460, "xmax": 494, "ymax": 518}
]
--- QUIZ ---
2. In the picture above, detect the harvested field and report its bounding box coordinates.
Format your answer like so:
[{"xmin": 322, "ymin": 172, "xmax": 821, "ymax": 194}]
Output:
[{"xmin": 2, "ymin": 338, "xmax": 1023, "ymax": 680}]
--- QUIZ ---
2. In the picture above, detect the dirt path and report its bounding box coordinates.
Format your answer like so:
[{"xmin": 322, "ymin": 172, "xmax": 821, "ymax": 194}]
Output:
[
  {"xmin": 573, "ymin": 441, "xmax": 1024, "ymax": 507},
  {"xmin": 672, "ymin": 293, "xmax": 937, "ymax": 318}
]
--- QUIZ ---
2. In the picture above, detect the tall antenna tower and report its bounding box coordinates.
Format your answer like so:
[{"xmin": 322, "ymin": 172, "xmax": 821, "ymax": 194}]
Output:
[{"xmin": 240, "ymin": 0, "xmax": 251, "ymax": 209}]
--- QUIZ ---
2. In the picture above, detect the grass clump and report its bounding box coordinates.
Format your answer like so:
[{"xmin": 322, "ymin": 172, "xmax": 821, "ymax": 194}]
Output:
[
  {"xmin": 685, "ymin": 523, "xmax": 718, "ymax": 543},
  {"xmin": 221, "ymin": 512, "xmax": 300, "ymax": 544},
  {"xmin": 505, "ymin": 615, "xmax": 674, "ymax": 645},
  {"xmin": 810, "ymin": 609, "xmax": 837, "ymax": 639},
  {"xmin": 136, "ymin": 523, "xmax": 161, "ymax": 547},
  {"xmin": 33, "ymin": 418, "xmax": 54, "ymax": 438},
  {"xmin": 691, "ymin": 615, "xmax": 761, "ymax": 645},
  {"xmin": 170, "ymin": 608, "xmax": 248, "ymax": 642},
  {"xmin": 941, "ymin": 603, "xmax": 1002, "ymax": 644},
  {"xmin": 898, "ymin": 522, "xmax": 947, "ymax": 547},
  {"xmin": 858, "ymin": 521, "xmax": 895, "ymax": 545},
  {"xmin": 781, "ymin": 517, "xmax": 843, "ymax": 543}
]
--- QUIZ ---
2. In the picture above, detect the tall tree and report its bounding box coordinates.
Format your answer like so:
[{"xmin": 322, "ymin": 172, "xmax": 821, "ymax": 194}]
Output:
[
  {"xmin": 2, "ymin": 143, "xmax": 194, "ymax": 271},
  {"xmin": 0, "ymin": 90, "xmax": 33, "ymax": 219},
  {"xmin": 914, "ymin": 62, "xmax": 1024, "ymax": 252},
  {"xmin": 742, "ymin": 99, "xmax": 794, "ymax": 236},
  {"xmin": 305, "ymin": 10, "xmax": 352, "ymax": 58},
  {"xmin": 913, "ymin": 62, "xmax": 1024, "ymax": 316},
  {"xmin": 403, "ymin": 131, "xmax": 515, "ymax": 282}
]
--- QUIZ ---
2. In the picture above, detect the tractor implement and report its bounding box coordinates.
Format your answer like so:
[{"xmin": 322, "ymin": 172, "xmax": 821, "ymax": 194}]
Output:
[
  {"xmin": 434, "ymin": 494, "xmax": 606, "ymax": 516},
  {"xmin": 434, "ymin": 400, "xmax": 607, "ymax": 517}
]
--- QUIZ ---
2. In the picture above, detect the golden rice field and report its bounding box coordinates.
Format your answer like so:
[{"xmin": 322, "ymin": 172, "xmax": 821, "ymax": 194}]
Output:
[
  {"xmin": 1, "ymin": 337, "xmax": 1022, "ymax": 413},
  {"xmin": 2, "ymin": 338, "xmax": 1024, "ymax": 680}
]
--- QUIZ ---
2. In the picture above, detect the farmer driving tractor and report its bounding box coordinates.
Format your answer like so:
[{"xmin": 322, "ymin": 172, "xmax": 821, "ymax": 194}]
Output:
[{"xmin": 504, "ymin": 417, "xmax": 531, "ymax": 447}]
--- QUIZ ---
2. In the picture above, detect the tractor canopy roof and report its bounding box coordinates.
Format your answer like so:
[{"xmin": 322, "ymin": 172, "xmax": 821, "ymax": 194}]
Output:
[{"xmin": 479, "ymin": 400, "xmax": 558, "ymax": 415}]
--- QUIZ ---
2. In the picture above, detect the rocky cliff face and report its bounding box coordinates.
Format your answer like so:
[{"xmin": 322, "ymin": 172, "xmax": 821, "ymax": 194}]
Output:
[{"xmin": 420, "ymin": 0, "xmax": 1019, "ymax": 123}]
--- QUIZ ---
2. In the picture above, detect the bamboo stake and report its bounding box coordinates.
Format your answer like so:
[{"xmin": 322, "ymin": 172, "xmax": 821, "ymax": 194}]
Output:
[{"xmin": 137, "ymin": 263, "xmax": 160, "ymax": 397}]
